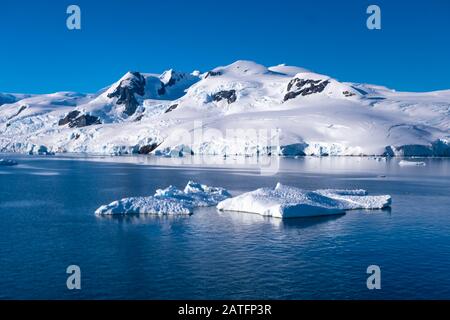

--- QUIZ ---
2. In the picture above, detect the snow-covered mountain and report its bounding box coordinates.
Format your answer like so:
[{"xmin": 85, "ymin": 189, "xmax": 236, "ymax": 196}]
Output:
[{"xmin": 1, "ymin": 60, "xmax": 449, "ymax": 156}]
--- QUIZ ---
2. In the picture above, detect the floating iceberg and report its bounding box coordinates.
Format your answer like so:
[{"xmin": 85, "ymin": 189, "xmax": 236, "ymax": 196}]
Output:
[
  {"xmin": 0, "ymin": 159, "xmax": 18, "ymax": 166},
  {"xmin": 95, "ymin": 181, "xmax": 231, "ymax": 216},
  {"xmin": 398, "ymin": 160, "xmax": 426, "ymax": 167},
  {"xmin": 217, "ymin": 183, "xmax": 391, "ymax": 219}
]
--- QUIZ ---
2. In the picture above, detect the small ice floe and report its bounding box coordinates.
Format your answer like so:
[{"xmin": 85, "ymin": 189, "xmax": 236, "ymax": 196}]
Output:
[
  {"xmin": 398, "ymin": 160, "xmax": 426, "ymax": 167},
  {"xmin": 95, "ymin": 181, "xmax": 231, "ymax": 216},
  {"xmin": 217, "ymin": 183, "xmax": 391, "ymax": 219},
  {"xmin": 0, "ymin": 159, "xmax": 18, "ymax": 166}
]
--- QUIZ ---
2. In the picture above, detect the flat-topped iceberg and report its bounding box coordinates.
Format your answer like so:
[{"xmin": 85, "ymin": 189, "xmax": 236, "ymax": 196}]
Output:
[
  {"xmin": 217, "ymin": 183, "xmax": 391, "ymax": 219},
  {"xmin": 95, "ymin": 181, "xmax": 231, "ymax": 216},
  {"xmin": 0, "ymin": 159, "xmax": 18, "ymax": 166}
]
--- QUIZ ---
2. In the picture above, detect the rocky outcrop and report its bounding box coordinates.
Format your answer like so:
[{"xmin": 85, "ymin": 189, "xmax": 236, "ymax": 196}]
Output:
[
  {"xmin": 212, "ymin": 90, "xmax": 237, "ymax": 104},
  {"xmin": 158, "ymin": 70, "xmax": 192, "ymax": 96},
  {"xmin": 158, "ymin": 70, "xmax": 178, "ymax": 95},
  {"xmin": 205, "ymin": 71, "xmax": 222, "ymax": 78},
  {"xmin": 58, "ymin": 110, "xmax": 80, "ymax": 126},
  {"xmin": 59, "ymin": 111, "xmax": 101, "ymax": 128},
  {"xmin": 68, "ymin": 114, "xmax": 101, "ymax": 128},
  {"xmin": 342, "ymin": 91, "xmax": 356, "ymax": 97},
  {"xmin": 284, "ymin": 78, "xmax": 330, "ymax": 101},
  {"xmin": 7, "ymin": 105, "xmax": 27, "ymax": 120},
  {"xmin": 138, "ymin": 143, "xmax": 159, "ymax": 154},
  {"xmin": 107, "ymin": 72, "xmax": 146, "ymax": 116},
  {"xmin": 165, "ymin": 104, "xmax": 178, "ymax": 113}
]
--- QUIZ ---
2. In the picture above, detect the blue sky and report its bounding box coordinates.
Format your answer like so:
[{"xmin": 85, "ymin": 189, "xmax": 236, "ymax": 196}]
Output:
[{"xmin": 1, "ymin": 0, "xmax": 449, "ymax": 93}]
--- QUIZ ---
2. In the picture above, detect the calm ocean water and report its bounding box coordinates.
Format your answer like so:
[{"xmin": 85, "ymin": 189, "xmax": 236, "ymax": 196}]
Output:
[{"xmin": 1, "ymin": 154, "xmax": 450, "ymax": 299}]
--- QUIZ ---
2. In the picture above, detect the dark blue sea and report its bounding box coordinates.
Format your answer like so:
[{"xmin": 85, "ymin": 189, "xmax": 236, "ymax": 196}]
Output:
[{"xmin": 1, "ymin": 155, "xmax": 450, "ymax": 299}]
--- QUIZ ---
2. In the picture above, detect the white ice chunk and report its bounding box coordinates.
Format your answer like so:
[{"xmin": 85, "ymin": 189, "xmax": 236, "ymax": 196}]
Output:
[
  {"xmin": 94, "ymin": 197, "xmax": 192, "ymax": 216},
  {"xmin": 95, "ymin": 181, "xmax": 231, "ymax": 216},
  {"xmin": 217, "ymin": 183, "xmax": 391, "ymax": 219},
  {"xmin": 398, "ymin": 160, "xmax": 426, "ymax": 166},
  {"xmin": 0, "ymin": 159, "xmax": 18, "ymax": 166}
]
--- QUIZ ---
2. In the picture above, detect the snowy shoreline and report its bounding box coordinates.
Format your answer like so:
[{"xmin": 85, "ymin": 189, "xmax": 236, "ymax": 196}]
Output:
[{"xmin": 1, "ymin": 150, "xmax": 449, "ymax": 158}]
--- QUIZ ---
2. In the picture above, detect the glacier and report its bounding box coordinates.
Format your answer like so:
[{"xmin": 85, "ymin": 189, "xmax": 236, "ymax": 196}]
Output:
[
  {"xmin": 217, "ymin": 183, "xmax": 392, "ymax": 219},
  {"xmin": 1, "ymin": 60, "xmax": 449, "ymax": 157},
  {"xmin": 95, "ymin": 181, "xmax": 231, "ymax": 216}
]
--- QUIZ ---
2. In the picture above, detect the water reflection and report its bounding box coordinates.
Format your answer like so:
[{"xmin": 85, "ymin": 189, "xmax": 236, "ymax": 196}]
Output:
[
  {"xmin": 280, "ymin": 214, "xmax": 345, "ymax": 229},
  {"xmin": 217, "ymin": 209, "xmax": 345, "ymax": 229},
  {"xmin": 96, "ymin": 213, "xmax": 192, "ymax": 225}
]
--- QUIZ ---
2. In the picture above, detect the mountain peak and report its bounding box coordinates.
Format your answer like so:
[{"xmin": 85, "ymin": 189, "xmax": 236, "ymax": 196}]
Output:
[
  {"xmin": 213, "ymin": 60, "xmax": 268, "ymax": 76},
  {"xmin": 106, "ymin": 71, "xmax": 146, "ymax": 116}
]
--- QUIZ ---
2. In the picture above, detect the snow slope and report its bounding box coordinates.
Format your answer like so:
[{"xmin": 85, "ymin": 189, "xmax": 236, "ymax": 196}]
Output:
[{"xmin": 1, "ymin": 60, "xmax": 449, "ymax": 156}]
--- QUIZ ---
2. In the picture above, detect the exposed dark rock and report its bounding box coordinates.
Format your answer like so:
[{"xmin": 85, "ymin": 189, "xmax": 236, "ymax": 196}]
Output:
[
  {"xmin": 138, "ymin": 143, "xmax": 159, "ymax": 154},
  {"xmin": 17, "ymin": 105, "xmax": 27, "ymax": 115},
  {"xmin": 7, "ymin": 105, "xmax": 28, "ymax": 120},
  {"xmin": 205, "ymin": 71, "xmax": 222, "ymax": 78},
  {"xmin": 343, "ymin": 91, "xmax": 356, "ymax": 97},
  {"xmin": 212, "ymin": 90, "xmax": 237, "ymax": 104},
  {"xmin": 107, "ymin": 72, "xmax": 146, "ymax": 116},
  {"xmin": 165, "ymin": 104, "xmax": 178, "ymax": 113},
  {"xmin": 134, "ymin": 114, "xmax": 144, "ymax": 122},
  {"xmin": 286, "ymin": 78, "xmax": 320, "ymax": 92},
  {"xmin": 59, "ymin": 110, "xmax": 101, "ymax": 128},
  {"xmin": 158, "ymin": 71, "xmax": 189, "ymax": 96},
  {"xmin": 58, "ymin": 110, "xmax": 80, "ymax": 126},
  {"xmin": 68, "ymin": 114, "xmax": 101, "ymax": 128},
  {"xmin": 284, "ymin": 78, "xmax": 330, "ymax": 101},
  {"xmin": 157, "ymin": 77, "xmax": 175, "ymax": 96}
]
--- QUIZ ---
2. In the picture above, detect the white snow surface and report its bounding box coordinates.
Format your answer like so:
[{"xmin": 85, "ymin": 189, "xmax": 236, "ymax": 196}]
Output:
[
  {"xmin": 95, "ymin": 181, "xmax": 231, "ymax": 215},
  {"xmin": 398, "ymin": 160, "xmax": 427, "ymax": 166},
  {"xmin": 217, "ymin": 183, "xmax": 392, "ymax": 219},
  {"xmin": 1, "ymin": 60, "xmax": 450, "ymax": 157}
]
